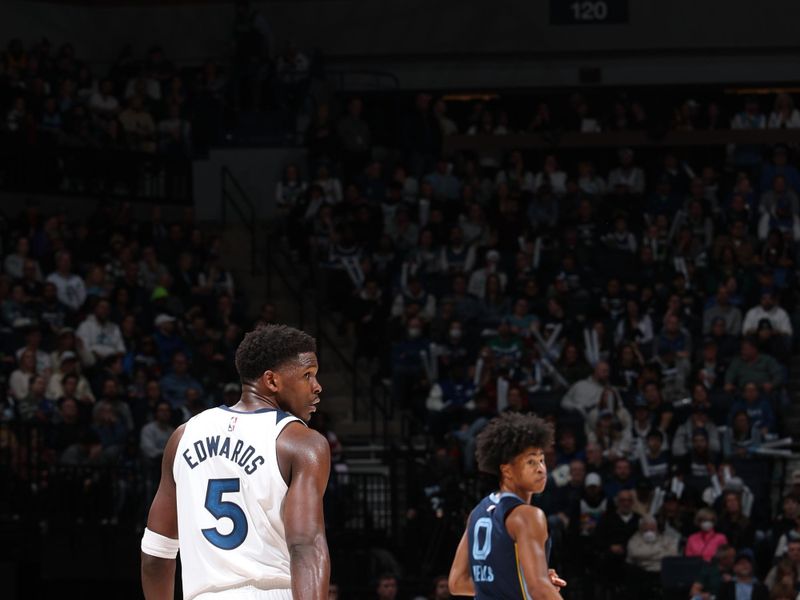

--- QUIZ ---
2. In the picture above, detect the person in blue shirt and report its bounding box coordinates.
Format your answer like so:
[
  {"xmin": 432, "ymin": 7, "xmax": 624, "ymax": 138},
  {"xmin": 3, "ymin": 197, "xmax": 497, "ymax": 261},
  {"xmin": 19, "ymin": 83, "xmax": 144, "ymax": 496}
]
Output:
[
  {"xmin": 448, "ymin": 412, "xmax": 566, "ymax": 599},
  {"xmin": 728, "ymin": 381, "xmax": 776, "ymax": 434}
]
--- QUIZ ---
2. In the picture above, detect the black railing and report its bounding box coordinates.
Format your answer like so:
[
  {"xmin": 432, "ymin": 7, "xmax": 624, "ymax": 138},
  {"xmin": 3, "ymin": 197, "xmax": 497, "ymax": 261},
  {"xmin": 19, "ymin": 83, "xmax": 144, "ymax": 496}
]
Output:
[
  {"xmin": 324, "ymin": 69, "xmax": 400, "ymax": 92},
  {"xmin": 0, "ymin": 422, "xmax": 396, "ymax": 535},
  {"xmin": 220, "ymin": 166, "xmax": 258, "ymax": 275},
  {"xmin": 220, "ymin": 168, "xmax": 398, "ymax": 444}
]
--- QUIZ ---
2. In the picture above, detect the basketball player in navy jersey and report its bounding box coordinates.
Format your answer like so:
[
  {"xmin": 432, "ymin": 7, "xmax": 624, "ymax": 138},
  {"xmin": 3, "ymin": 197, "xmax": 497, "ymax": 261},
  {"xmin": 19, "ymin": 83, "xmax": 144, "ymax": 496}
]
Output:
[
  {"xmin": 448, "ymin": 413, "xmax": 566, "ymax": 599},
  {"xmin": 141, "ymin": 324, "xmax": 330, "ymax": 600}
]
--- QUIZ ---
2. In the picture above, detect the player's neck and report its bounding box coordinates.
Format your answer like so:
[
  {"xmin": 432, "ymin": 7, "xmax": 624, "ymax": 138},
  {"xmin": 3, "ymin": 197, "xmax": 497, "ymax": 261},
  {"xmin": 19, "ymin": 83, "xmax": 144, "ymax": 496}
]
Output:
[
  {"xmin": 499, "ymin": 480, "xmax": 533, "ymax": 503},
  {"xmin": 233, "ymin": 388, "xmax": 281, "ymax": 412}
]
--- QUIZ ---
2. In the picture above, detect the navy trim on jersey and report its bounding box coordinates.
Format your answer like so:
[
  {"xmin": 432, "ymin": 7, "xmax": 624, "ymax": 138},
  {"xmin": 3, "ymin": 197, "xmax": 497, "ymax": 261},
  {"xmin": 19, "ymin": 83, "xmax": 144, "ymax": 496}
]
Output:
[
  {"xmin": 218, "ymin": 406, "xmax": 278, "ymax": 414},
  {"xmin": 275, "ymin": 409, "xmax": 294, "ymax": 424}
]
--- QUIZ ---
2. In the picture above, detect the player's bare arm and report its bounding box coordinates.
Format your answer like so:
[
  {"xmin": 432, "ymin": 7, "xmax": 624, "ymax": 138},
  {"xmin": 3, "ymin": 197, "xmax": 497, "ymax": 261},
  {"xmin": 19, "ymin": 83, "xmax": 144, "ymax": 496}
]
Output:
[
  {"xmin": 141, "ymin": 424, "xmax": 186, "ymax": 600},
  {"xmin": 448, "ymin": 528, "xmax": 475, "ymax": 596},
  {"xmin": 278, "ymin": 421, "xmax": 331, "ymax": 600},
  {"xmin": 506, "ymin": 505, "xmax": 564, "ymax": 600}
]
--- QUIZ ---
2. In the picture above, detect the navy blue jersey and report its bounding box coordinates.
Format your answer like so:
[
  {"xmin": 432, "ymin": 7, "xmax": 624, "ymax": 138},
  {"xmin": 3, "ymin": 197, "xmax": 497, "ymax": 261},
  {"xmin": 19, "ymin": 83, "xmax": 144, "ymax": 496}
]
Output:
[{"xmin": 467, "ymin": 492, "xmax": 551, "ymax": 600}]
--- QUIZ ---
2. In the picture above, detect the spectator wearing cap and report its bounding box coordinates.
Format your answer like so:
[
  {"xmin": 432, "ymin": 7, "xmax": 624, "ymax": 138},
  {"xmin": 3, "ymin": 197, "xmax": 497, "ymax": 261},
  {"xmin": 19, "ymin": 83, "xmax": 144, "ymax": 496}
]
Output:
[
  {"xmin": 467, "ymin": 250, "xmax": 507, "ymax": 300},
  {"xmin": 153, "ymin": 313, "xmax": 186, "ymax": 366},
  {"xmin": 724, "ymin": 337, "xmax": 784, "ymax": 395},
  {"xmin": 717, "ymin": 548, "xmax": 768, "ymax": 600},
  {"xmin": 45, "ymin": 250, "xmax": 86, "ymax": 312},
  {"xmin": 703, "ymin": 285, "xmax": 743, "ymax": 336},
  {"xmin": 45, "ymin": 351, "xmax": 95, "ymax": 403},
  {"xmin": 159, "ymin": 351, "xmax": 204, "ymax": 409},
  {"xmin": 76, "ymin": 298, "xmax": 125, "ymax": 361},
  {"xmin": 687, "ymin": 508, "xmax": 729, "ymax": 562},
  {"xmin": 579, "ymin": 472, "xmax": 608, "ymax": 536}
]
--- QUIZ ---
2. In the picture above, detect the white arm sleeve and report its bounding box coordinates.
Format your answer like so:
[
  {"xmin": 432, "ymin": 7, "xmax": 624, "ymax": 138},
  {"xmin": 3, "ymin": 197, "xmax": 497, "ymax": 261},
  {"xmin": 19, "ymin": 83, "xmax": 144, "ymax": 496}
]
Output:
[{"xmin": 141, "ymin": 527, "xmax": 180, "ymax": 559}]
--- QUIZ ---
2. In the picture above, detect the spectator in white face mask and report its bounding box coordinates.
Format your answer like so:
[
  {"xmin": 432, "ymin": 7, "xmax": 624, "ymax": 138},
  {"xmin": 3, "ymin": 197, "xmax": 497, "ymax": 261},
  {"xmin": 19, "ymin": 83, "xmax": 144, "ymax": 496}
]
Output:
[
  {"xmin": 626, "ymin": 515, "xmax": 679, "ymax": 596},
  {"xmin": 686, "ymin": 508, "xmax": 729, "ymax": 562},
  {"xmin": 627, "ymin": 515, "xmax": 679, "ymax": 572}
]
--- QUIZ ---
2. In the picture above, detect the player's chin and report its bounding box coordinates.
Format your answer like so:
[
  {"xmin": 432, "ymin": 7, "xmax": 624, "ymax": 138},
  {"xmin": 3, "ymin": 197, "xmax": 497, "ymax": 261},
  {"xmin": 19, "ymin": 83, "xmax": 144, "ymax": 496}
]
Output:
[{"xmin": 532, "ymin": 478, "xmax": 548, "ymax": 493}]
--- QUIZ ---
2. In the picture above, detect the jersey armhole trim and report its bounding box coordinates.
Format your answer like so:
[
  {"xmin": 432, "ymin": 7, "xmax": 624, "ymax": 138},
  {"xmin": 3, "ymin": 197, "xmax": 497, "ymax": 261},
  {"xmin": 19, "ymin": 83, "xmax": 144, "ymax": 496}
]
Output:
[{"xmin": 272, "ymin": 416, "xmax": 304, "ymax": 488}]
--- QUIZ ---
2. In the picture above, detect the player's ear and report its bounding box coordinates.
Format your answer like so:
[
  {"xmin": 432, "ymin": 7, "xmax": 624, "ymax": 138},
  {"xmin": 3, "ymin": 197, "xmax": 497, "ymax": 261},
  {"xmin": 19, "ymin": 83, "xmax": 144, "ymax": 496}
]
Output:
[
  {"xmin": 499, "ymin": 462, "xmax": 512, "ymax": 481},
  {"xmin": 262, "ymin": 369, "xmax": 280, "ymax": 392}
]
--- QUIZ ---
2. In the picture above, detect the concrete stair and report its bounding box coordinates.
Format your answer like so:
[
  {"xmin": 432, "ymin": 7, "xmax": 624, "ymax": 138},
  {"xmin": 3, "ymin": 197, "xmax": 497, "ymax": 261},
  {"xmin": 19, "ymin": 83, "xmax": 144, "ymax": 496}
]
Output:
[{"xmin": 213, "ymin": 220, "xmax": 405, "ymax": 454}]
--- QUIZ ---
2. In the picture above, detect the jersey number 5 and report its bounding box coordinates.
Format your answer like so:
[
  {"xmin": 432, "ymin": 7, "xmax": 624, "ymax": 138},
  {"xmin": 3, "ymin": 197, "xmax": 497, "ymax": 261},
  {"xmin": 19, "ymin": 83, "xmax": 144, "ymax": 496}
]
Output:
[{"xmin": 202, "ymin": 478, "xmax": 249, "ymax": 550}]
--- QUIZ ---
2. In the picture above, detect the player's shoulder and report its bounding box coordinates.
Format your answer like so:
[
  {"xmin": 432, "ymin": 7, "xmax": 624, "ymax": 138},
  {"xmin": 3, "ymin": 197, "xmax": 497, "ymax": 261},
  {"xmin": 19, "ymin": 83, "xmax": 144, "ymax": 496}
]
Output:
[
  {"xmin": 168, "ymin": 423, "xmax": 188, "ymax": 448},
  {"xmin": 277, "ymin": 421, "xmax": 330, "ymax": 460},
  {"xmin": 505, "ymin": 502, "xmax": 546, "ymax": 530}
]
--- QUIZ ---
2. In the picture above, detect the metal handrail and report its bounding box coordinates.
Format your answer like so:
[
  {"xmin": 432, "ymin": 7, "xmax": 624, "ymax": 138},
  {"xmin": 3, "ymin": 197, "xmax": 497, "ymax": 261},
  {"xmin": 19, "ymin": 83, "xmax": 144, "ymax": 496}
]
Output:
[
  {"xmin": 221, "ymin": 166, "xmax": 257, "ymax": 274},
  {"xmin": 219, "ymin": 168, "xmax": 399, "ymax": 445}
]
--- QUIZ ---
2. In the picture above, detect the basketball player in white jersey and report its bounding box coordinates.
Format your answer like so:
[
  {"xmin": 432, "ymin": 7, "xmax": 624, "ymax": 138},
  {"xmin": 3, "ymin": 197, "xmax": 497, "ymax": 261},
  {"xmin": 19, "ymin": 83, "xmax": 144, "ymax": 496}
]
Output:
[{"xmin": 141, "ymin": 324, "xmax": 331, "ymax": 600}]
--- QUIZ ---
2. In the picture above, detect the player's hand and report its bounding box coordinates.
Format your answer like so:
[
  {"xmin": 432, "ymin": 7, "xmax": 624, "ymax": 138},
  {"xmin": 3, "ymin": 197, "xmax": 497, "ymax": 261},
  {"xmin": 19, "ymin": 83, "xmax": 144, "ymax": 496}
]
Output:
[{"xmin": 548, "ymin": 569, "xmax": 566, "ymax": 588}]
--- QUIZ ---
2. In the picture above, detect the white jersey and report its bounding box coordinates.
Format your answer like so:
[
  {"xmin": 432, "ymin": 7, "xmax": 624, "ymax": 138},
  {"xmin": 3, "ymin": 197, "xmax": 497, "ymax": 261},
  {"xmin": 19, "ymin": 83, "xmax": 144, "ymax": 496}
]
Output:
[{"xmin": 174, "ymin": 406, "xmax": 303, "ymax": 599}]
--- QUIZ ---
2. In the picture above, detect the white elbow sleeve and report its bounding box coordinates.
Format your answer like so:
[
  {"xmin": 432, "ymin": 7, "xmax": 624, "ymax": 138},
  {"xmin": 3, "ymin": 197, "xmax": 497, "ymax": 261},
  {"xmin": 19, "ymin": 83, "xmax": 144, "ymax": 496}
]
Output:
[{"xmin": 141, "ymin": 527, "xmax": 180, "ymax": 559}]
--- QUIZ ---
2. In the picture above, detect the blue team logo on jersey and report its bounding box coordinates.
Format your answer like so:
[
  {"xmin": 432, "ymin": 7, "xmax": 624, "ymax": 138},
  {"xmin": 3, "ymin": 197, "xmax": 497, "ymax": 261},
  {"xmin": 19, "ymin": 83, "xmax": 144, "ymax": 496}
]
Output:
[{"xmin": 228, "ymin": 416, "xmax": 238, "ymax": 432}]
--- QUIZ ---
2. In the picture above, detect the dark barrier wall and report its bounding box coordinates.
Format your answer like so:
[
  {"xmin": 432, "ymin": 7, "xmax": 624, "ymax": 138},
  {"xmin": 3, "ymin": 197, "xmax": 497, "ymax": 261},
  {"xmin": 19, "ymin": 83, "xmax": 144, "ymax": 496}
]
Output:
[{"xmin": 4, "ymin": 0, "xmax": 800, "ymax": 87}]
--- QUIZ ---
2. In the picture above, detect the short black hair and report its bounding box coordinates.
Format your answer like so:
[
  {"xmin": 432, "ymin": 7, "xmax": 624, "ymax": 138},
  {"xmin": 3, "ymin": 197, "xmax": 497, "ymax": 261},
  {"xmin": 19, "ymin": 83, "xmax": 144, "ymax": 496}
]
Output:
[
  {"xmin": 475, "ymin": 412, "xmax": 554, "ymax": 477},
  {"xmin": 235, "ymin": 324, "xmax": 316, "ymax": 382}
]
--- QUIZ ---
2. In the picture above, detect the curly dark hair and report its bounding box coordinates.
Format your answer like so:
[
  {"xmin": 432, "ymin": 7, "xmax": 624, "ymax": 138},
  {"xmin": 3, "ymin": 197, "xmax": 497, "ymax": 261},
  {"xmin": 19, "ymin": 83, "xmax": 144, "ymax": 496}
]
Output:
[
  {"xmin": 475, "ymin": 412, "xmax": 554, "ymax": 477},
  {"xmin": 234, "ymin": 324, "xmax": 317, "ymax": 382}
]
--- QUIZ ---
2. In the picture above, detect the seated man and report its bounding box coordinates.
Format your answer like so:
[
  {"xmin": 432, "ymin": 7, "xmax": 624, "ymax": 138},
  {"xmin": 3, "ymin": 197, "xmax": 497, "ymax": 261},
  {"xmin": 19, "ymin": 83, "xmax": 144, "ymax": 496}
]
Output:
[
  {"xmin": 626, "ymin": 516, "xmax": 679, "ymax": 597},
  {"xmin": 717, "ymin": 549, "xmax": 768, "ymax": 600}
]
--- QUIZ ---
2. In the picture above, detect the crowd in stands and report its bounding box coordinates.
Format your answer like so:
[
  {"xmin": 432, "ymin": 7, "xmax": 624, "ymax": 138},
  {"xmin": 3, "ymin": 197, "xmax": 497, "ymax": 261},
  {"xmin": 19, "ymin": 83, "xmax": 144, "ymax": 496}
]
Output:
[
  {"xmin": 0, "ymin": 0, "xmax": 320, "ymax": 196},
  {"xmin": 279, "ymin": 90, "xmax": 800, "ymax": 599},
  {"xmin": 0, "ymin": 203, "xmax": 278, "ymax": 524}
]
